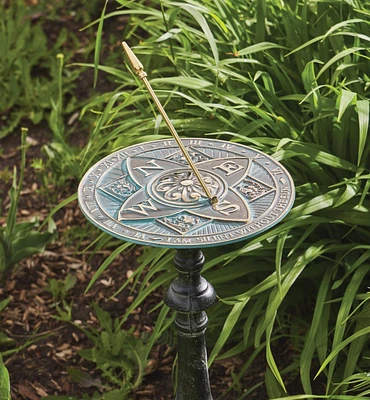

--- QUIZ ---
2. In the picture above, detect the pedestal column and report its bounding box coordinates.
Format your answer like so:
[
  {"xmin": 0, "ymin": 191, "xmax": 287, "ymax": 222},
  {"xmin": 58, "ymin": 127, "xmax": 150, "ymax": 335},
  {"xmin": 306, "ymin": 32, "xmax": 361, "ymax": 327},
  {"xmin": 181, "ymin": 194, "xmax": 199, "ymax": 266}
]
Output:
[{"xmin": 164, "ymin": 249, "xmax": 217, "ymax": 400}]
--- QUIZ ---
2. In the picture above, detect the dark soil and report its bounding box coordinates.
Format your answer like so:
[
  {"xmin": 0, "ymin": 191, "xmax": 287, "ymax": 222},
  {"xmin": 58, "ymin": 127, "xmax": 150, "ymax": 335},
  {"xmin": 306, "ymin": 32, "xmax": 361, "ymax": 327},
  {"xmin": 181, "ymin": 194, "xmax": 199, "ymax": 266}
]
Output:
[{"xmin": 0, "ymin": 2, "xmax": 324, "ymax": 400}]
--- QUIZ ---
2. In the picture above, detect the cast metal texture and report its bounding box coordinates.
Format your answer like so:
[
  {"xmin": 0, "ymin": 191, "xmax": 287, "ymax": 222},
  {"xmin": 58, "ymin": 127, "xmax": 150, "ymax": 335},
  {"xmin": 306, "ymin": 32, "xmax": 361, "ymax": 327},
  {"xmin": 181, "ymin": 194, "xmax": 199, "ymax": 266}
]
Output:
[
  {"xmin": 165, "ymin": 249, "xmax": 216, "ymax": 400},
  {"xmin": 78, "ymin": 138, "xmax": 295, "ymax": 248}
]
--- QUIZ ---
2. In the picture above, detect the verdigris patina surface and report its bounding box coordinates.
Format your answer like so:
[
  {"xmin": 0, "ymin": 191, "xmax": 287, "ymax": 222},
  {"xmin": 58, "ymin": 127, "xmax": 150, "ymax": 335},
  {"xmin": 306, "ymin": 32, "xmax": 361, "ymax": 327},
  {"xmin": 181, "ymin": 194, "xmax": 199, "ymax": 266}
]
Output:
[{"xmin": 78, "ymin": 138, "xmax": 294, "ymax": 248}]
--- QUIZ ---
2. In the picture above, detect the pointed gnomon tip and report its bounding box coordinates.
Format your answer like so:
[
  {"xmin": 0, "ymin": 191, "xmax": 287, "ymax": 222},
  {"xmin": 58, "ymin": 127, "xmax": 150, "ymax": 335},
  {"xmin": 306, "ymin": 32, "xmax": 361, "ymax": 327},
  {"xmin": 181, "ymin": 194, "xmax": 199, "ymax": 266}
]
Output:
[
  {"xmin": 121, "ymin": 41, "xmax": 130, "ymax": 54},
  {"xmin": 121, "ymin": 41, "xmax": 146, "ymax": 77}
]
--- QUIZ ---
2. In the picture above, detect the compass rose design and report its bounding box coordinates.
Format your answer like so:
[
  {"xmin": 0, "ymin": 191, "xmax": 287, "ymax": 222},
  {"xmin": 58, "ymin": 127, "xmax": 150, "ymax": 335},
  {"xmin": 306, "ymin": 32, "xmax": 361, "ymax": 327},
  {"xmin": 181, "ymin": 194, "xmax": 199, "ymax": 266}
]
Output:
[
  {"xmin": 116, "ymin": 154, "xmax": 252, "ymax": 223},
  {"xmin": 154, "ymin": 170, "xmax": 219, "ymax": 204},
  {"xmin": 78, "ymin": 139, "xmax": 294, "ymax": 248}
]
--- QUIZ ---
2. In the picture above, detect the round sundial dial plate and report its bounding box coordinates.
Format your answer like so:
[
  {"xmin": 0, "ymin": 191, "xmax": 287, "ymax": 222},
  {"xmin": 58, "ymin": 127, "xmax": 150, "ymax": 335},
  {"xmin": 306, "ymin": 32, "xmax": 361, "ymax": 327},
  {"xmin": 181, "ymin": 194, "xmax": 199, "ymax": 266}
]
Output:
[{"xmin": 78, "ymin": 138, "xmax": 295, "ymax": 248}]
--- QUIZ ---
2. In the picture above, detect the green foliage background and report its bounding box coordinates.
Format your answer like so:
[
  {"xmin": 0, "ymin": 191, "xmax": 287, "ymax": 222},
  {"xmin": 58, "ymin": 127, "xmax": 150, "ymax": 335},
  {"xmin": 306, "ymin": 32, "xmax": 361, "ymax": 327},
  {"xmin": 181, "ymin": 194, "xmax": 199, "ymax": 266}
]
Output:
[{"xmin": 78, "ymin": 0, "xmax": 370, "ymax": 397}]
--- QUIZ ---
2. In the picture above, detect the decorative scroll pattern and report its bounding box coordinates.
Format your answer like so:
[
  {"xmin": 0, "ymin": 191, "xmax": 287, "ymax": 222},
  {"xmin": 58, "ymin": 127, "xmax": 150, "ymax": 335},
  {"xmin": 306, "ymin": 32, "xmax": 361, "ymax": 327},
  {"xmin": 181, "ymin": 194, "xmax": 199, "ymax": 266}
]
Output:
[
  {"xmin": 158, "ymin": 212, "xmax": 210, "ymax": 234},
  {"xmin": 154, "ymin": 171, "xmax": 220, "ymax": 205},
  {"xmin": 236, "ymin": 178, "xmax": 274, "ymax": 202},
  {"xmin": 99, "ymin": 177, "xmax": 136, "ymax": 202}
]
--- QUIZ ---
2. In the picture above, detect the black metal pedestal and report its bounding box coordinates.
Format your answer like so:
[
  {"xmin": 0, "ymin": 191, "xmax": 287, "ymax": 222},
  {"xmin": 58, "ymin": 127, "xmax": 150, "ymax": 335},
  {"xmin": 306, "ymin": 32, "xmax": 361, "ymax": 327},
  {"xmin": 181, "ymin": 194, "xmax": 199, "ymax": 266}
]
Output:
[{"xmin": 164, "ymin": 249, "xmax": 217, "ymax": 400}]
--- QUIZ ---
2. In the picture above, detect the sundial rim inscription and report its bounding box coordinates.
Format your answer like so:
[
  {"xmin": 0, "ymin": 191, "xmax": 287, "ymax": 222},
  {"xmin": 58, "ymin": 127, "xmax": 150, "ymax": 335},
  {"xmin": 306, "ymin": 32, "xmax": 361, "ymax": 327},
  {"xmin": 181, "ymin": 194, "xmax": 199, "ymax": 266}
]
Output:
[{"xmin": 78, "ymin": 138, "xmax": 295, "ymax": 248}]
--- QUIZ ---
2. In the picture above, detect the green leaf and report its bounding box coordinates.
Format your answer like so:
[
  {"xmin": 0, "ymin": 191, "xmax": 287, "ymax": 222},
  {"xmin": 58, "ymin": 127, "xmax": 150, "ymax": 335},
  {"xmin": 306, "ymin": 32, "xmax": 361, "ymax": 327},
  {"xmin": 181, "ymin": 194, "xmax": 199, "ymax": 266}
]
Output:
[
  {"xmin": 144, "ymin": 304, "xmax": 172, "ymax": 360},
  {"xmin": 315, "ymin": 326, "xmax": 370, "ymax": 378},
  {"xmin": 0, "ymin": 332, "xmax": 15, "ymax": 347},
  {"xmin": 275, "ymin": 232, "xmax": 288, "ymax": 297},
  {"xmin": 0, "ymin": 359, "xmax": 10, "ymax": 400},
  {"xmin": 174, "ymin": 3, "xmax": 219, "ymax": 66},
  {"xmin": 265, "ymin": 367, "xmax": 285, "ymax": 399},
  {"xmin": 317, "ymin": 47, "xmax": 364, "ymax": 80},
  {"xmin": 334, "ymin": 183, "xmax": 358, "ymax": 208},
  {"xmin": 0, "ymin": 298, "xmax": 10, "ymax": 313},
  {"xmin": 337, "ymin": 89, "xmax": 356, "ymax": 122},
  {"xmin": 300, "ymin": 268, "xmax": 332, "ymax": 394},
  {"xmin": 356, "ymin": 99, "xmax": 369, "ymax": 165},
  {"xmin": 150, "ymin": 76, "xmax": 213, "ymax": 89},
  {"xmin": 208, "ymin": 298, "xmax": 249, "ymax": 366},
  {"xmin": 93, "ymin": 0, "xmax": 108, "ymax": 88},
  {"xmin": 266, "ymin": 317, "xmax": 286, "ymax": 391},
  {"xmin": 11, "ymin": 229, "xmax": 57, "ymax": 265},
  {"xmin": 66, "ymin": 367, "xmax": 101, "ymax": 388},
  {"xmin": 326, "ymin": 264, "xmax": 369, "ymax": 388},
  {"xmin": 322, "ymin": 18, "xmax": 368, "ymax": 41},
  {"xmin": 85, "ymin": 242, "xmax": 133, "ymax": 293},
  {"xmin": 238, "ymin": 42, "xmax": 286, "ymax": 56},
  {"xmin": 41, "ymin": 193, "xmax": 78, "ymax": 229}
]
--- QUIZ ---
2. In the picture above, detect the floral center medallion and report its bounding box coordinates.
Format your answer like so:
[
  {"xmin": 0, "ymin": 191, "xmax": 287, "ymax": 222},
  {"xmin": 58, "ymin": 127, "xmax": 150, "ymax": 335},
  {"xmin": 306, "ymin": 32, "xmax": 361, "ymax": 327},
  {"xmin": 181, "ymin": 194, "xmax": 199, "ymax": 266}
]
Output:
[{"xmin": 149, "ymin": 169, "xmax": 226, "ymax": 208}]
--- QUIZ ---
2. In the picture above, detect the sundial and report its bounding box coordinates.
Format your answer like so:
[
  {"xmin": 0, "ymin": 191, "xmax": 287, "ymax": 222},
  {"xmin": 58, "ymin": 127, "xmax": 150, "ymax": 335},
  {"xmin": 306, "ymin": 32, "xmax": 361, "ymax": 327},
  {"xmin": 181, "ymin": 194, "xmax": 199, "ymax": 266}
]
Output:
[
  {"xmin": 79, "ymin": 138, "xmax": 293, "ymax": 248},
  {"xmin": 78, "ymin": 43, "xmax": 295, "ymax": 400}
]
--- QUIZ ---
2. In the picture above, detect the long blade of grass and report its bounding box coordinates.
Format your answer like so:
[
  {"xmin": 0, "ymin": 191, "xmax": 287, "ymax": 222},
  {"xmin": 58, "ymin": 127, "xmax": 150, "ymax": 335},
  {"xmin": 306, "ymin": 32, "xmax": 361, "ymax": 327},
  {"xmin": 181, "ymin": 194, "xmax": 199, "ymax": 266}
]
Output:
[
  {"xmin": 337, "ymin": 89, "xmax": 356, "ymax": 123},
  {"xmin": 275, "ymin": 232, "xmax": 288, "ymax": 298},
  {"xmin": 315, "ymin": 326, "xmax": 370, "ymax": 379},
  {"xmin": 119, "ymin": 271, "xmax": 176, "ymax": 328},
  {"xmin": 174, "ymin": 2, "xmax": 219, "ymax": 66},
  {"xmin": 84, "ymin": 242, "xmax": 133, "ymax": 293},
  {"xmin": 326, "ymin": 264, "xmax": 369, "ymax": 390},
  {"xmin": 93, "ymin": 0, "xmax": 108, "ymax": 89},
  {"xmin": 356, "ymin": 99, "xmax": 369, "ymax": 165},
  {"xmin": 208, "ymin": 298, "xmax": 250, "ymax": 366},
  {"xmin": 342, "ymin": 302, "xmax": 370, "ymax": 393},
  {"xmin": 300, "ymin": 268, "xmax": 332, "ymax": 394},
  {"xmin": 266, "ymin": 317, "xmax": 286, "ymax": 391},
  {"xmin": 316, "ymin": 47, "xmax": 364, "ymax": 80},
  {"xmin": 41, "ymin": 193, "xmax": 78, "ymax": 229},
  {"xmin": 144, "ymin": 304, "xmax": 172, "ymax": 360},
  {"xmin": 6, "ymin": 128, "xmax": 27, "ymax": 236}
]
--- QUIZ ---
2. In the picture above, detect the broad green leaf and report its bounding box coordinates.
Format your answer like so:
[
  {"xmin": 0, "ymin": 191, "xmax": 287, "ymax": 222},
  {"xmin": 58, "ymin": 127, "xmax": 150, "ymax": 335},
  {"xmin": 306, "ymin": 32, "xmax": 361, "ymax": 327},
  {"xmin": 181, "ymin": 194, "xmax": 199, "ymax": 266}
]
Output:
[
  {"xmin": 0, "ymin": 361, "xmax": 10, "ymax": 400},
  {"xmin": 275, "ymin": 143, "xmax": 357, "ymax": 171},
  {"xmin": 66, "ymin": 367, "xmax": 100, "ymax": 388},
  {"xmin": 265, "ymin": 368, "xmax": 285, "ymax": 399},
  {"xmin": 356, "ymin": 99, "xmax": 369, "ymax": 165},
  {"xmin": 337, "ymin": 89, "xmax": 356, "ymax": 122}
]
